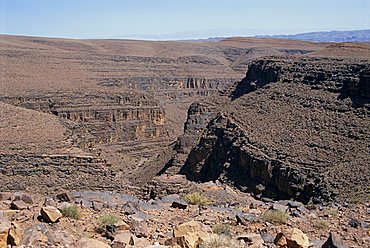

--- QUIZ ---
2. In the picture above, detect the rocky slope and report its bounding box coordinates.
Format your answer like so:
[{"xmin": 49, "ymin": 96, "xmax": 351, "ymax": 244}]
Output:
[
  {"xmin": 163, "ymin": 56, "xmax": 370, "ymax": 204},
  {"xmin": 0, "ymin": 35, "xmax": 331, "ymax": 188}
]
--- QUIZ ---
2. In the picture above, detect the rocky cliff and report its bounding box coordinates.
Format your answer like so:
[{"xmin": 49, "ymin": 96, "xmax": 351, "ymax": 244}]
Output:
[
  {"xmin": 1, "ymin": 92, "xmax": 168, "ymax": 149},
  {"xmin": 167, "ymin": 56, "xmax": 370, "ymax": 204}
]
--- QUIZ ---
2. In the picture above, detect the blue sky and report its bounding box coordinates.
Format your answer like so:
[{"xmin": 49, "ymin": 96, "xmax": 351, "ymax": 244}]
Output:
[{"xmin": 0, "ymin": 0, "xmax": 369, "ymax": 39}]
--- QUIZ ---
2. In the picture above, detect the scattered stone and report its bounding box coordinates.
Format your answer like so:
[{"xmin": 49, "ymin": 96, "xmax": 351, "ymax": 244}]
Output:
[
  {"xmin": 0, "ymin": 222, "xmax": 10, "ymax": 247},
  {"xmin": 56, "ymin": 192, "xmax": 73, "ymax": 202},
  {"xmin": 40, "ymin": 206, "xmax": 62, "ymax": 223},
  {"xmin": 131, "ymin": 218, "xmax": 149, "ymax": 238},
  {"xmin": 8, "ymin": 222, "xmax": 22, "ymax": 246},
  {"xmin": 310, "ymin": 239, "xmax": 324, "ymax": 247},
  {"xmin": 171, "ymin": 199, "xmax": 188, "ymax": 210},
  {"xmin": 11, "ymin": 200, "xmax": 28, "ymax": 210},
  {"xmin": 171, "ymin": 220, "xmax": 211, "ymax": 248},
  {"xmin": 115, "ymin": 220, "xmax": 131, "ymax": 232},
  {"xmin": 122, "ymin": 201, "xmax": 140, "ymax": 215},
  {"xmin": 20, "ymin": 193, "xmax": 35, "ymax": 204},
  {"xmin": 348, "ymin": 218, "xmax": 368, "ymax": 228},
  {"xmin": 0, "ymin": 192, "xmax": 14, "ymax": 201},
  {"xmin": 261, "ymin": 231, "xmax": 275, "ymax": 244},
  {"xmin": 287, "ymin": 201, "xmax": 303, "ymax": 209},
  {"xmin": 76, "ymin": 237, "xmax": 110, "ymax": 248},
  {"xmin": 237, "ymin": 233, "xmax": 264, "ymax": 247},
  {"xmin": 80, "ymin": 199, "xmax": 93, "ymax": 209},
  {"xmin": 92, "ymin": 201, "xmax": 103, "ymax": 211},
  {"xmin": 161, "ymin": 194, "xmax": 181, "ymax": 204},
  {"xmin": 236, "ymin": 213, "xmax": 258, "ymax": 225},
  {"xmin": 104, "ymin": 224, "xmax": 116, "ymax": 240},
  {"xmin": 322, "ymin": 233, "xmax": 348, "ymax": 248},
  {"xmin": 274, "ymin": 228, "xmax": 309, "ymax": 248},
  {"xmin": 272, "ymin": 203, "xmax": 289, "ymax": 212},
  {"xmin": 21, "ymin": 224, "xmax": 49, "ymax": 246},
  {"xmin": 44, "ymin": 197, "xmax": 56, "ymax": 206}
]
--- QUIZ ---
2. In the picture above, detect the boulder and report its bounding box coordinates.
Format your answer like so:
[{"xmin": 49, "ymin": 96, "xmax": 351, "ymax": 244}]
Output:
[
  {"xmin": 76, "ymin": 238, "xmax": 110, "ymax": 248},
  {"xmin": 40, "ymin": 206, "xmax": 62, "ymax": 223},
  {"xmin": 131, "ymin": 218, "xmax": 149, "ymax": 238},
  {"xmin": 322, "ymin": 233, "xmax": 348, "ymax": 248},
  {"xmin": 113, "ymin": 231, "xmax": 135, "ymax": 248},
  {"xmin": 0, "ymin": 222, "xmax": 10, "ymax": 247},
  {"xmin": 21, "ymin": 193, "xmax": 35, "ymax": 204},
  {"xmin": 171, "ymin": 200, "xmax": 188, "ymax": 210},
  {"xmin": 8, "ymin": 222, "xmax": 22, "ymax": 246},
  {"xmin": 115, "ymin": 220, "xmax": 131, "ymax": 232},
  {"xmin": 0, "ymin": 192, "xmax": 14, "ymax": 201},
  {"xmin": 274, "ymin": 228, "xmax": 309, "ymax": 248},
  {"xmin": 238, "ymin": 233, "xmax": 264, "ymax": 247},
  {"xmin": 171, "ymin": 220, "xmax": 211, "ymax": 248},
  {"xmin": 20, "ymin": 224, "xmax": 49, "ymax": 247},
  {"xmin": 11, "ymin": 200, "xmax": 28, "ymax": 210}
]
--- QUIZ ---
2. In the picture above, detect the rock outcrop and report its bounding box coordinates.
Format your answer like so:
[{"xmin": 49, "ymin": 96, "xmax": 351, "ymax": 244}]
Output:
[{"xmin": 165, "ymin": 56, "xmax": 369, "ymax": 204}]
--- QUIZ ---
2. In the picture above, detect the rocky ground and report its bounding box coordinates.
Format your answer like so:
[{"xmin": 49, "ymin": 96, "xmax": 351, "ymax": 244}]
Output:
[
  {"xmin": 0, "ymin": 180, "xmax": 369, "ymax": 248},
  {"xmin": 1, "ymin": 35, "xmax": 370, "ymax": 248}
]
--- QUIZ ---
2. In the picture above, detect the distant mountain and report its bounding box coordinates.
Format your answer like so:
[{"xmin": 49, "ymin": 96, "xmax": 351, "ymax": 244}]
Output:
[{"xmin": 256, "ymin": 29, "xmax": 370, "ymax": 42}]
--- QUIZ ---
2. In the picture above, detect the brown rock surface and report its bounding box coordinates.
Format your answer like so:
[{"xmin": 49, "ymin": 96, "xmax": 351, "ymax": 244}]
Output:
[{"xmin": 40, "ymin": 206, "xmax": 63, "ymax": 223}]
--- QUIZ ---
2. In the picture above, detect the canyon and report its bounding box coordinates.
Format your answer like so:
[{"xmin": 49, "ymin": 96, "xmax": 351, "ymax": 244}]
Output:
[{"xmin": 0, "ymin": 34, "xmax": 369, "ymax": 247}]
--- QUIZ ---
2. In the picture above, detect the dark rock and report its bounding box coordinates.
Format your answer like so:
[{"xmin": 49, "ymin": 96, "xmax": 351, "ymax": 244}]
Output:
[
  {"xmin": 348, "ymin": 218, "xmax": 362, "ymax": 228},
  {"xmin": 287, "ymin": 201, "xmax": 303, "ymax": 208},
  {"xmin": 322, "ymin": 233, "xmax": 348, "ymax": 248},
  {"xmin": 348, "ymin": 218, "xmax": 369, "ymax": 228},
  {"xmin": 170, "ymin": 200, "xmax": 188, "ymax": 210},
  {"xmin": 56, "ymin": 192, "xmax": 73, "ymax": 202},
  {"xmin": 103, "ymin": 224, "xmax": 116, "ymax": 241},
  {"xmin": 291, "ymin": 209, "xmax": 301, "ymax": 217}
]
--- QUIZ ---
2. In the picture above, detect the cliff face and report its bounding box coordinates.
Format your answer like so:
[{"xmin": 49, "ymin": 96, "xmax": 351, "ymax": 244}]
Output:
[
  {"xmin": 1, "ymin": 93, "xmax": 168, "ymax": 149},
  {"xmin": 172, "ymin": 56, "xmax": 370, "ymax": 203}
]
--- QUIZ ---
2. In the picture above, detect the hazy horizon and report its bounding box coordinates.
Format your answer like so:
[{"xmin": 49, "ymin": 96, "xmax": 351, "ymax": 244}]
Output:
[{"xmin": 1, "ymin": 0, "xmax": 369, "ymax": 40}]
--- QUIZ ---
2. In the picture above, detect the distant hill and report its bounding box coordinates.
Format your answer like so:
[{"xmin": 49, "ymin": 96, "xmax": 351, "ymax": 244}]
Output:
[{"xmin": 256, "ymin": 29, "xmax": 370, "ymax": 42}]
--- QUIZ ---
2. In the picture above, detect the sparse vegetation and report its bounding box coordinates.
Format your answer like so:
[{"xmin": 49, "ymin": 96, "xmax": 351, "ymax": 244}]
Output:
[
  {"xmin": 97, "ymin": 214, "xmax": 119, "ymax": 233},
  {"xmin": 324, "ymin": 208, "xmax": 338, "ymax": 217},
  {"xmin": 183, "ymin": 192, "xmax": 212, "ymax": 206},
  {"xmin": 60, "ymin": 204, "xmax": 81, "ymax": 219},
  {"xmin": 199, "ymin": 234, "xmax": 240, "ymax": 248},
  {"xmin": 213, "ymin": 223, "xmax": 232, "ymax": 237},
  {"xmin": 262, "ymin": 209, "xmax": 289, "ymax": 224},
  {"xmin": 314, "ymin": 220, "xmax": 329, "ymax": 230}
]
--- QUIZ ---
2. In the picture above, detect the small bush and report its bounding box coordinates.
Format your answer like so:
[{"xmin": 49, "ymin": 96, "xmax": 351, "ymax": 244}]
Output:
[
  {"xmin": 314, "ymin": 220, "xmax": 329, "ymax": 230},
  {"xmin": 183, "ymin": 192, "xmax": 212, "ymax": 206},
  {"xmin": 324, "ymin": 208, "xmax": 338, "ymax": 217},
  {"xmin": 213, "ymin": 223, "xmax": 232, "ymax": 237},
  {"xmin": 200, "ymin": 234, "xmax": 240, "ymax": 248},
  {"xmin": 61, "ymin": 204, "xmax": 80, "ymax": 219},
  {"xmin": 262, "ymin": 209, "xmax": 289, "ymax": 224},
  {"xmin": 97, "ymin": 214, "xmax": 119, "ymax": 233}
]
